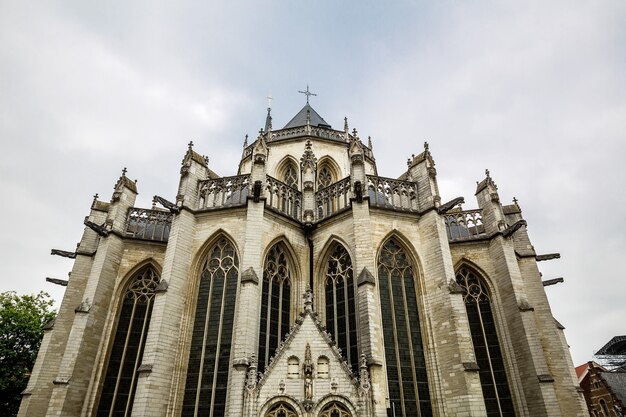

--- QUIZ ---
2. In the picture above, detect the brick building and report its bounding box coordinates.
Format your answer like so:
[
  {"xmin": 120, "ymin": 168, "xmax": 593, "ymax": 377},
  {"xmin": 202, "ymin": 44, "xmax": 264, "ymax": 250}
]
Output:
[{"xmin": 19, "ymin": 99, "xmax": 587, "ymax": 416}]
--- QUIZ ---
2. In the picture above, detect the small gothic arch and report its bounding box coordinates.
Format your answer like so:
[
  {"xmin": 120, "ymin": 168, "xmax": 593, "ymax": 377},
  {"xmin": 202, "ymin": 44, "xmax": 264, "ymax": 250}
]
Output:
[
  {"xmin": 455, "ymin": 262, "xmax": 516, "ymax": 417},
  {"xmin": 276, "ymin": 156, "xmax": 301, "ymax": 190},
  {"xmin": 313, "ymin": 394, "xmax": 357, "ymax": 417},
  {"xmin": 287, "ymin": 356, "xmax": 300, "ymax": 379},
  {"xmin": 318, "ymin": 401, "xmax": 352, "ymax": 417},
  {"xmin": 258, "ymin": 395, "xmax": 304, "ymax": 417},
  {"xmin": 317, "ymin": 356, "xmax": 330, "ymax": 379},
  {"xmin": 317, "ymin": 156, "xmax": 341, "ymax": 190}
]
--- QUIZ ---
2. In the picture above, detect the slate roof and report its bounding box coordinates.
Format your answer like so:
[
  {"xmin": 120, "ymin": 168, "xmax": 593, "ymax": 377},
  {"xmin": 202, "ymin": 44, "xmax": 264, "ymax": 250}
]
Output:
[
  {"xmin": 283, "ymin": 103, "xmax": 331, "ymax": 129},
  {"xmin": 601, "ymin": 371, "xmax": 626, "ymax": 406}
]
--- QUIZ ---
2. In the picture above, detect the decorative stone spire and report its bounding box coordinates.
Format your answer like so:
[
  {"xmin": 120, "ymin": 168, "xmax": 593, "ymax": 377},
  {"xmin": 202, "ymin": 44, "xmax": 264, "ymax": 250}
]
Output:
[
  {"xmin": 344, "ymin": 116, "xmax": 349, "ymax": 132},
  {"xmin": 264, "ymin": 107, "xmax": 272, "ymax": 134},
  {"xmin": 368, "ymin": 136, "xmax": 373, "ymax": 149},
  {"xmin": 303, "ymin": 343, "xmax": 314, "ymax": 403},
  {"xmin": 243, "ymin": 134, "xmax": 248, "ymax": 148},
  {"xmin": 300, "ymin": 140, "xmax": 317, "ymax": 172}
]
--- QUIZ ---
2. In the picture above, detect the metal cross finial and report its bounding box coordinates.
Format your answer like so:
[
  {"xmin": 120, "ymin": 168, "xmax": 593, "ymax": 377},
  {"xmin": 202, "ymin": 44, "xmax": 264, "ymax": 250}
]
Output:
[
  {"xmin": 266, "ymin": 92, "xmax": 273, "ymax": 109},
  {"xmin": 513, "ymin": 197, "xmax": 518, "ymax": 204},
  {"xmin": 298, "ymin": 85, "xmax": 317, "ymax": 104},
  {"xmin": 122, "ymin": 167, "xmax": 127, "ymax": 176},
  {"xmin": 485, "ymin": 169, "xmax": 490, "ymax": 178},
  {"xmin": 188, "ymin": 140, "xmax": 194, "ymax": 150}
]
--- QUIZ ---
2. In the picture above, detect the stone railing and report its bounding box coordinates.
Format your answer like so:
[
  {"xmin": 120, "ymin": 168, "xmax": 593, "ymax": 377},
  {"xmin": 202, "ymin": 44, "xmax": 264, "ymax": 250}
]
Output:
[
  {"xmin": 125, "ymin": 208, "xmax": 173, "ymax": 242},
  {"xmin": 270, "ymin": 126, "xmax": 348, "ymax": 142},
  {"xmin": 443, "ymin": 209, "xmax": 486, "ymax": 241},
  {"xmin": 198, "ymin": 174, "xmax": 251, "ymax": 210},
  {"xmin": 265, "ymin": 175, "xmax": 302, "ymax": 221},
  {"xmin": 316, "ymin": 176, "xmax": 352, "ymax": 221},
  {"xmin": 366, "ymin": 175, "xmax": 419, "ymax": 212}
]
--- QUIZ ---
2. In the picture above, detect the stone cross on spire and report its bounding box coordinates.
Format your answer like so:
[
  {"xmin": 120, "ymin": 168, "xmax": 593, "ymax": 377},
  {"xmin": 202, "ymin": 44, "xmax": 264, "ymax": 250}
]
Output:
[{"xmin": 298, "ymin": 85, "xmax": 317, "ymax": 104}]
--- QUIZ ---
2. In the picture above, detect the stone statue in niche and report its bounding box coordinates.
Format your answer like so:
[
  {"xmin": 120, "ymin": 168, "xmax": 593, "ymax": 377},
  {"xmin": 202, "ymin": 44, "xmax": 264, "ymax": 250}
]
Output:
[{"xmin": 303, "ymin": 343, "xmax": 314, "ymax": 401}]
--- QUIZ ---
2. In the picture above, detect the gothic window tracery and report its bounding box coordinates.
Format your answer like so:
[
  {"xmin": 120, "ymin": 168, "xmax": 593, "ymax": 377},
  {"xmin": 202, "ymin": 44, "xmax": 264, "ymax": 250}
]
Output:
[
  {"xmin": 282, "ymin": 163, "xmax": 298, "ymax": 189},
  {"xmin": 324, "ymin": 243, "xmax": 358, "ymax": 371},
  {"xmin": 318, "ymin": 165, "xmax": 333, "ymax": 189},
  {"xmin": 319, "ymin": 402, "xmax": 352, "ymax": 417},
  {"xmin": 265, "ymin": 402, "xmax": 298, "ymax": 417},
  {"xmin": 456, "ymin": 266, "xmax": 515, "ymax": 417},
  {"xmin": 258, "ymin": 243, "xmax": 292, "ymax": 373},
  {"xmin": 96, "ymin": 266, "xmax": 159, "ymax": 417},
  {"xmin": 377, "ymin": 238, "xmax": 432, "ymax": 417},
  {"xmin": 182, "ymin": 238, "xmax": 239, "ymax": 417}
]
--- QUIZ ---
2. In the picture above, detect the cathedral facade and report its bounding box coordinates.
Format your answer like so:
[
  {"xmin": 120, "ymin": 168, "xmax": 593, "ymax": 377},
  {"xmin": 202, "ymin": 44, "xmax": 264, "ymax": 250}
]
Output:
[{"xmin": 20, "ymin": 101, "xmax": 587, "ymax": 417}]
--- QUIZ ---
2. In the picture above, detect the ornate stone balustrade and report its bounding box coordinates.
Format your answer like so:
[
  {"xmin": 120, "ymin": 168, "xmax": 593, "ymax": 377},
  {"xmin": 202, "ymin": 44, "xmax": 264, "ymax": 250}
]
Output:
[
  {"xmin": 265, "ymin": 175, "xmax": 302, "ymax": 221},
  {"xmin": 125, "ymin": 208, "xmax": 172, "ymax": 242},
  {"xmin": 269, "ymin": 126, "xmax": 348, "ymax": 142},
  {"xmin": 316, "ymin": 176, "xmax": 352, "ymax": 221},
  {"xmin": 443, "ymin": 209, "xmax": 486, "ymax": 241},
  {"xmin": 366, "ymin": 175, "xmax": 419, "ymax": 212},
  {"xmin": 198, "ymin": 174, "xmax": 250, "ymax": 210}
]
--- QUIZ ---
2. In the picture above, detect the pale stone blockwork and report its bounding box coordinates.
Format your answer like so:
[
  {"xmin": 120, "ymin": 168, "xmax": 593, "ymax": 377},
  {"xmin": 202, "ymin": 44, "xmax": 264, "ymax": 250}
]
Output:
[{"xmin": 21, "ymin": 102, "xmax": 586, "ymax": 417}]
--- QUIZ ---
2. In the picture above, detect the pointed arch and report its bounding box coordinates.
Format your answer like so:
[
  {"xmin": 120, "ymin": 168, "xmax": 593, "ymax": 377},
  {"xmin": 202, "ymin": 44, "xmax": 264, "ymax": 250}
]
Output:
[
  {"xmin": 377, "ymin": 235, "xmax": 432, "ymax": 417},
  {"xmin": 182, "ymin": 233, "xmax": 239, "ymax": 417},
  {"xmin": 96, "ymin": 262, "xmax": 161, "ymax": 417},
  {"xmin": 258, "ymin": 239, "xmax": 296, "ymax": 373},
  {"xmin": 276, "ymin": 155, "xmax": 300, "ymax": 190},
  {"xmin": 455, "ymin": 262, "xmax": 516, "ymax": 417},
  {"xmin": 258, "ymin": 395, "xmax": 305, "ymax": 417},
  {"xmin": 313, "ymin": 394, "xmax": 358, "ymax": 417},
  {"xmin": 317, "ymin": 238, "xmax": 359, "ymax": 372},
  {"xmin": 317, "ymin": 156, "xmax": 341, "ymax": 190}
]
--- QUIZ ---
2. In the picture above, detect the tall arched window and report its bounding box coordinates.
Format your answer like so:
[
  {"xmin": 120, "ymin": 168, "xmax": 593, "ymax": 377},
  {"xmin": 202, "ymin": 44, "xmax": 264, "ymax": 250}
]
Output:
[
  {"xmin": 456, "ymin": 266, "xmax": 515, "ymax": 417},
  {"xmin": 258, "ymin": 243, "xmax": 292, "ymax": 373},
  {"xmin": 378, "ymin": 238, "xmax": 432, "ymax": 417},
  {"xmin": 97, "ymin": 266, "xmax": 159, "ymax": 417},
  {"xmin": 182, "ymin": 237, "xmax": 239, "ymax": 417},
  {"xmin": 324, "ymin": 243, "xmax": 358, "ymax": 371}
]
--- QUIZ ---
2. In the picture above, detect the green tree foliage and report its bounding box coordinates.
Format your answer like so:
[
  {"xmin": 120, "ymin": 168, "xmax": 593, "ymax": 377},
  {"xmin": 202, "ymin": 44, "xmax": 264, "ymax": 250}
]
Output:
[{"xmin": 0, "ymin": 291, "xmax": 56, "ymax": 416}]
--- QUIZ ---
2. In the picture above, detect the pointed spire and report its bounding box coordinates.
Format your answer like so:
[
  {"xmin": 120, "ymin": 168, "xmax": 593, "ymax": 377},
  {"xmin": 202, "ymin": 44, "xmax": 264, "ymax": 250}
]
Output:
[
  {"xmin": 300, "ymin": 140, "xmax": 317, "ymax": 172},
  {"xmin": 264, "ymin": 107, "xmax": 272, "ymax": 133},
  {"xmin": 368, "ymin": 136, "xmax": 373, "ymax": 149},
  {"xmin": 243, "ymin": 134, "xmax": 248, "ymax": 148},
  {"xmin": 344, "ymin": 116, "xmax": 349, "ymax": 132}
]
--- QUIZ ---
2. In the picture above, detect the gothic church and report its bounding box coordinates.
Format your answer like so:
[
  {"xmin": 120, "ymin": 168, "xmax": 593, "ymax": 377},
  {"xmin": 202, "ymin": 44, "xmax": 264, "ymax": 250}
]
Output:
[{"xmin": 20, "ymin": 97, "xmax": 588, "ymax": 417}]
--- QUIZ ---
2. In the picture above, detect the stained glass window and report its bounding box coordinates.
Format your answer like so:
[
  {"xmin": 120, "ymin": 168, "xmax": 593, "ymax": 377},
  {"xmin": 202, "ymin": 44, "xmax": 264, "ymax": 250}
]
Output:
[
  {"xmin": 97, "ymin": 266, "xmax": 159, "ymax": 417},
  {"xmin": 182, "ymin": 238, "xmax": 239, "ymax": 417},
  {"xmin": 456, "ymin": 266, "xmax": 515, "ymax": 417},
  {"xmin": 378, "ymin": 238, "xmax": 432, "ymax": 417},
  {"xmin": 324, "ymin": 244, "xmax": 358, "ymax": 371},
  {"xmin": 258, "ymin": 244, "xmax": 292, "ymax": 373}
]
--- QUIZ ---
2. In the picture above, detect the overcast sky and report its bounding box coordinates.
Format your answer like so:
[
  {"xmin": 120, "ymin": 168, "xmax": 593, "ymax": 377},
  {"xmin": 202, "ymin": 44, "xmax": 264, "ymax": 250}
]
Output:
[{"xmin": 1, "ymin": 1, "xmax": 624, "ymax": 366}]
